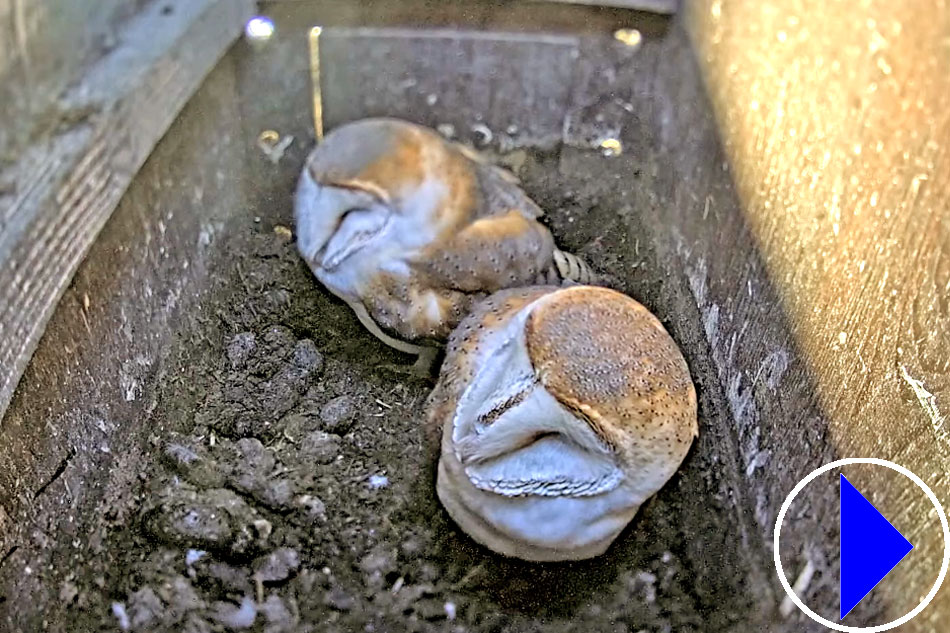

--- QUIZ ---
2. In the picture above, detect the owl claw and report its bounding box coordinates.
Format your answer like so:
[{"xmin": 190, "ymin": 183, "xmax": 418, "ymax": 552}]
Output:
[{"xmin": 376, "ymin": 347, "xmax": 440, "ymax": 383}]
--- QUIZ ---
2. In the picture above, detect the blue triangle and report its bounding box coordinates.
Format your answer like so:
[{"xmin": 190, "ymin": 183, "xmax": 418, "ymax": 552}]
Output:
[{"xmin": 840, "ymin": 474, "xmax": 914, "ymax": 619}]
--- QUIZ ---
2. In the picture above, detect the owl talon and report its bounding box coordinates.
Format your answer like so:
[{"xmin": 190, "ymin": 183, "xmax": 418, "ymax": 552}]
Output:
[{"xmin": 376, "ymin": 348, "xmax": 440, "ymax": 382}]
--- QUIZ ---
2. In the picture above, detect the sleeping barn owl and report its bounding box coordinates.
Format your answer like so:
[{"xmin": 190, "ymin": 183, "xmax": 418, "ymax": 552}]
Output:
[
  {"xmin": 427, "ymin": 285, "xmax": 698, "ymax": 561},
  {"xmin": 294, "ymin": 117, "xmax": 594, "ymax": 375}
]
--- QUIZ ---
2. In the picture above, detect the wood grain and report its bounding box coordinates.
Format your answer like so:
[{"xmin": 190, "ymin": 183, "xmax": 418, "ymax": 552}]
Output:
[
  {"xmin": 686, "ymin": 0, "xmax": 950, "ymax": 628},
  {"xmin": 319, "ymin": 28, "xmax": 580, "ymax": 148},
  {"xmin": 0, "ymin": 0, "xmax": 254, "ymax": 424},
  {"xmin": 0, "ymin": 55, "xmax": 249, "ymax": 631},
  {"xmin": 541, "ymin": 0, "xmax": 678, "ymax": 14},
  {"xmin": 0, "ymin": 0, "xmax": 132, "ymax": 163},
  {"xmin": 259, "ymin": 0, "xmax": 672, "ymax": 38}
]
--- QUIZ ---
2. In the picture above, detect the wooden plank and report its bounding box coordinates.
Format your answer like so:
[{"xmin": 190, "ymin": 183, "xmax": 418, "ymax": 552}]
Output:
[
  {"xmin": 541, "ymin": 0, "xmax": 678, "ymax": 14},
  {"xmin": 684, "ymin": 0, "xmax": 950, "ymax": 628},
  {"xmin": 318, "ymin": 28, "xmax": 580, "ymax": 149},
  {"xmin": 0, "ymin": 0, "xmax": 133, "ymax": 163},
  {"xmin": 259, "ymin": 0, "xmax": 672, "ymax": 38},
  {"xmin": 0, "ymin": 0, "xmax": 254, "ymax": 424},
  {"xmin": 0, "ymin": 56, "xmax": 249, "ymax": 630}
]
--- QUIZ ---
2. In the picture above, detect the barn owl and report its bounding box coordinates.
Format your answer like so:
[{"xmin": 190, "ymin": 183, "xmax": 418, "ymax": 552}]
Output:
[
  {"xmin": 294, "ymin": 118, "xmax": 594, "ymax": 375},
  {"xmin": 427, "ymin": 285, "xmax": 697, "ymax": 561}
]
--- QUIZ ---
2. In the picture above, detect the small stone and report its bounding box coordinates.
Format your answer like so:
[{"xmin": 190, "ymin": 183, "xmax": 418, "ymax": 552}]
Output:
[
  {"xmin": 211, "ymin": 596, "xmax": 257, "ymax": 629},
  {"xmin": 59, "ymin": 580, "xmax": 79, "ymax": 603},
  {"xmin": 324, "ymin": 587, "xmax": 355, "ymax": 611},
  {"xmin": 260, "ymin": 594, "xmax": 294, "ymax": 626},
  {"xmin": 415, "ymin": 598, "xmax": 448, "ymax": 620},
  {"xmin": 185, "ymin": 549, "xmax": 206, "ymax": 566},
  {"xmin": 200, "ymin": 561, "xmax": 253, "ymax": 593},
  {"xmin": 128, "ymin": 586, "xmax": 163, "ymax": 629},
  {"xmin": 298, "ymin": 430, "xmax": 340, "ymax": 464},
  {"xmin": 359, "ymin": 547, "xmax": 395, "ymax": 588},
  {"xmin": 275, "ymin": 412, "xmax": 314, "ymax": 440},
  {"xmin": 319, "ymin": 395, "xmax": 357, "ymax": 434},
  {"xmin": 144, "ymin": 487, "xmax": 267, "ymax": 556},
  {"xmin": 111, "ymin": 602, "xmax": 130, "ymax": 631},
  {"xmin": 258, "ymin": 372, "xmax": 304, "ymax": 420},
  {"xmin": 293, "ymin": 340, "xmax": 323, "ymax": 373},
  {"xmin": 368, "ymin": 474, "xmax": 389, "ymax": 490},
  {"xmin": 253, "ymin": 519, "xmax": 273, "ymax": 540},
  {"xmin": 163, "ymin": 439, "xmax": 226, "ymax": 488},
  {"xmin": 162, "ymin": 576, "xmax": 204, "ymax": 613},
  {"xmin": 167, "ymin": 503, "xmax": 227, "ymax": 543},
  {"xmin": 226, "ymin": 333, "xmax": 257, "ymax": 369},
  {"xmin": 254, "ymin": 548, "xmax": 300, "ymax": 583},
  {"xmin": 631, "ymin": 570, "xmax": 657, "ymax": 603},
  {"xmin": 227, "ymin": 441, "xmax": 294, "ymax": 510},
  {"xmin": 180, "ymin": 613, "xmax": 213, "ymax": 633},
  {"xmin": 295, "ymin": 495, "xmax": 327, "ymax": 523},
  {"xmin": 235, "ymin": 438, "xmax": 273, "ymax": 470},
  {"xmin": 262, "ymin": 325, "xmax": 295, "ymax": 353},
  {"xmin": 257, "ymin": 477, "xmax": 295, "ymax": 510}
]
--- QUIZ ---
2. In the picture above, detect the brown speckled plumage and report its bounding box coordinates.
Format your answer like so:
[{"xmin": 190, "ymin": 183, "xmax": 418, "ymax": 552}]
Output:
[
  {"xmin": 428, "ymin": 286, "xmax": 697, "ymax": 456},
  {"xmin": 525, "ymin": 286, "xmax": 698, "ymax": 464}
]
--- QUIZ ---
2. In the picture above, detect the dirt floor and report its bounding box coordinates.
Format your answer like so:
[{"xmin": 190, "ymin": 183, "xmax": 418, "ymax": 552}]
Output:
[{"xmin": 25, "ymin": 144, "xmax": 761, "ymax": 633}]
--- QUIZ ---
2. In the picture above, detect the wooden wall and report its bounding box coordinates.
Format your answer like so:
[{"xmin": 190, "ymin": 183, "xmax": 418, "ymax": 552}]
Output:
[
  {"xmin": 687, "ymin": 0, "xmax": 950, "ymax": 628},
  {"xmin": 0, "ymin": 55, "xmax": 251, "ymax": 627},
  {"xmin": 0, "ymin": 0, "xmax": 254, "ymax": 425},
  {"xmin": 0, "ymin": 0, "xmax": 135, "ymax": 163}
]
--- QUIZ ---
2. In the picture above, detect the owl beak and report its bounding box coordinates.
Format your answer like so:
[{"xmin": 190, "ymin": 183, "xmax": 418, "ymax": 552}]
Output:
[
  {"xmin": 311, "ymin": 243, "xmax": 329, "ymax": 270},
  {"xmin": 319, "ymin": 206, "xmax": 392, "ymax": 272}
]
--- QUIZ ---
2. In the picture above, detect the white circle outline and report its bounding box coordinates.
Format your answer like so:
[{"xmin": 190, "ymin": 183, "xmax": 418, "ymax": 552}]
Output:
[{"xmin": 774, "ymin": 457, "xmax": 949, "ymax": 632}]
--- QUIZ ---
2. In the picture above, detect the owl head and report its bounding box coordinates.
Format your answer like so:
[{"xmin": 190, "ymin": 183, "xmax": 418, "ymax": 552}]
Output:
[
  {"xmin": 431, "ymin": 285, "xmax": 698, "ymax": 562},
  {"xmin": 294, "ymin": 118, "xmax": 472, "ymax": 276}
]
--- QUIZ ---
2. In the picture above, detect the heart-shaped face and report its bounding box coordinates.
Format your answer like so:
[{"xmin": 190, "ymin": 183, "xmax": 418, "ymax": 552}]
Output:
[
  {"xmin": 293, "ymin": 118, "xmax": 448, "ymax": 307},
  {"xmin": 430, "ymin": 285, "xmax": 698, "ymax": 562},
  {"xmin": 294, "ymin": 173, "xmax": 386, "ymax": 273}
]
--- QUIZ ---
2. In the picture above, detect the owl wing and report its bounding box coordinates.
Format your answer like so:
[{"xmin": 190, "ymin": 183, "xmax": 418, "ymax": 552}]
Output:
[
  {"xmin": 452, "ymin": 141, "xmax": 521, "ymax": 185},
  {"xmin": 469, "ymin": 156, "xmax": 544, "ymax": 220},
  {"xmin": 413, "ymin": 210, "xmax": 555, "ymax": 293}
]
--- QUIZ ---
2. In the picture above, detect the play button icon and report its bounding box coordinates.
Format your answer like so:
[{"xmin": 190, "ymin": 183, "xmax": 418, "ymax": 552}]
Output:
[
  {"xmin": 839, "ymin": 474, "xmax": 914, "ymax": 619},
  {"xmin": 775, "ymin": 458, "xmax": 950, "ymax": 631}
]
